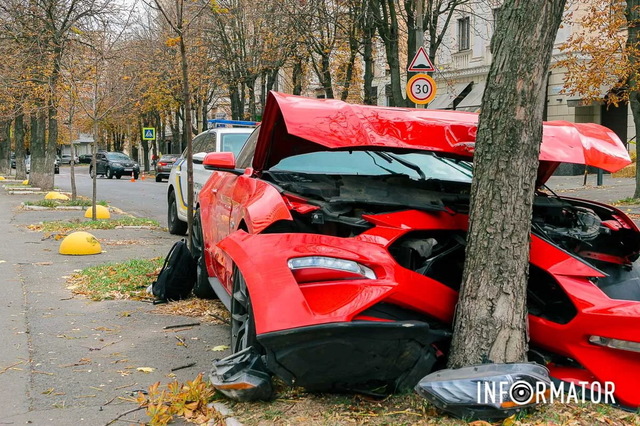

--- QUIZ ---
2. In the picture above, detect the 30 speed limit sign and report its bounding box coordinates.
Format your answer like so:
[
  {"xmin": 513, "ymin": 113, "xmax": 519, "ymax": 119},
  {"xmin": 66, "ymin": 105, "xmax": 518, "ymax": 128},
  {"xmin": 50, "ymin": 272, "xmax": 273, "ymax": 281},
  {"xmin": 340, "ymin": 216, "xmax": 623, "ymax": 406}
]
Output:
[{"xmin": 406, "ymin": 74, "xmax": 437, "ymax": 105}]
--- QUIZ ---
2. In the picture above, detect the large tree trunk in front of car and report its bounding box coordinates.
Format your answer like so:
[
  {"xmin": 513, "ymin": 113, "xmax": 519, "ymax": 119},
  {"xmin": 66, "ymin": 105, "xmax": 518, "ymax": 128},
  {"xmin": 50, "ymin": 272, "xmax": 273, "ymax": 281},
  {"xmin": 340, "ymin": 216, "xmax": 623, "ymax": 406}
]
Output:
[{"xmin": 448, "ymin": 0, "xmax": 566, "ymax": 368}]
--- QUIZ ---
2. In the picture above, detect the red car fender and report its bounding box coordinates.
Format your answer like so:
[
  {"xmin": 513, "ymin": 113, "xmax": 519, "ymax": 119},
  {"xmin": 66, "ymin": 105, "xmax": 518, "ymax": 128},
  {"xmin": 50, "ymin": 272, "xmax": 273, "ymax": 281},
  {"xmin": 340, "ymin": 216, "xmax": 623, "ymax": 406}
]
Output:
[
  {"xmin": 217, "ymin": 231, "xmax": 402, "ymax": 335},
  {"xmin": 229, "ymin": 175, "xmax": 292, "ymax": 234}
]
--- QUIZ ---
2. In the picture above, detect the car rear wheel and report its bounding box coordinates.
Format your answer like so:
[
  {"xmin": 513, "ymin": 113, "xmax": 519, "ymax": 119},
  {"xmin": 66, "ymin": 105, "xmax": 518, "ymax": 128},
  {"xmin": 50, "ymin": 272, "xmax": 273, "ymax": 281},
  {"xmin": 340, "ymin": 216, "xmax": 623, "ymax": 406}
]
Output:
[
  {"xmin": 167, "ymin": 191, "xmax": 187, "ymax": 235},
  {"xmin": 192, "ymin": 208, "xmax": 217, "ymax": 299},
  {"xmin": 106, "ymin": 167, "xmax": 113, "ymax": 179},
  {"xmin": 231, "ymin": 267, "xmax": 259, "ymax": 353}
]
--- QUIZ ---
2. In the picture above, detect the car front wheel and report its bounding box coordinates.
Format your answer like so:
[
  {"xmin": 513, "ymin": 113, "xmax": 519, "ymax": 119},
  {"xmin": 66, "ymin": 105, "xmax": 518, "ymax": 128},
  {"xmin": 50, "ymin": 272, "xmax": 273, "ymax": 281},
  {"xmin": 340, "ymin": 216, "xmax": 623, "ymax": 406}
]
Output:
[
  {"xmin": 133, "ymin": 172, "xmax": 139, "ymax": 180},
  {"xmin": 230, "ymin": 267, "xmax": 259, "ymax": 353},
  {"xmin": 106, "ymin": 167, "xmax": 113, "ymax": 179},
  {"xmin": 167, "ymin": 191, "xmax": 187, "ymax": 235},
  {"xmin": 89, "ymin": 167, "xmax": 95, "ymax": 178}
]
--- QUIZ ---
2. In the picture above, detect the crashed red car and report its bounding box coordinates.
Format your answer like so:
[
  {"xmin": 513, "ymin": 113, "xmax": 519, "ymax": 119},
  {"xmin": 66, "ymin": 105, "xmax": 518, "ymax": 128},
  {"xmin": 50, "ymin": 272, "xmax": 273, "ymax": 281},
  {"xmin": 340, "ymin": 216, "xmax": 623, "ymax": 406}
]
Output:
[{"xmin": 193, "ymin": 92, "xmax": 639, "ymax": 407}]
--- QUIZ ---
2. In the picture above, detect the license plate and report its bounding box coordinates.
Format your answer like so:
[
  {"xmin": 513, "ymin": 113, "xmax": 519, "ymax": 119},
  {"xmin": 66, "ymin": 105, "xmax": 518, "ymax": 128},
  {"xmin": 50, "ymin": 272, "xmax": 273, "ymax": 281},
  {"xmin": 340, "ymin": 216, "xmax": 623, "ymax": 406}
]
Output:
[{"xmin": 124, "ymin": 168, "xmax": 133, "ymax": 172}]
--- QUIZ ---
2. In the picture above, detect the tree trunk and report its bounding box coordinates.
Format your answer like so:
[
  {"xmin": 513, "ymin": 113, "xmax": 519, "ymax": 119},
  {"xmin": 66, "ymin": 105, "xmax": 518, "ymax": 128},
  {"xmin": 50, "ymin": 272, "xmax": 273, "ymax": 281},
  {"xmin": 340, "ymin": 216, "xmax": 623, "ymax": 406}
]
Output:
[
  {"xmin": 14, "ymin": 113, "xmax": 26, "ymax": 180},
  {"xmin": 372, "ymin": 0, "xmax": 407, "ymax": 107},
  {"xmin": 626, "ymin": 0, "xmax": 640, "ymax": 199},
  {"xmin": 363, "ymin": 4, "xmax": 375, "ymax": 105},
  {"xmin": 0, "ymin": 121, "xmax": 10, "ymax": 176},
  {"xmin": 448, "ymin": 0, "xmax": 566, "ymax": 368},
  {"xmin": 29, "ymin": 110, "xmax": 47, "ymax": 186},
  {"xmin": 229, "ymin": 84, "xmax": 242, "ymax": 120},
  {"xmin": 246, "ymin": 78, "xmax": 257, "ymax": 121},
  {"xmin": 179, "ymin": 33, "xmax": 195, "ymax": 250},
  {"xmin": 292, "ymin": 58, "xmax": 304, "ymax": 96},
  {"xmin": 321, "ymin": 54, "xmax": 334, "ymax": 99}
]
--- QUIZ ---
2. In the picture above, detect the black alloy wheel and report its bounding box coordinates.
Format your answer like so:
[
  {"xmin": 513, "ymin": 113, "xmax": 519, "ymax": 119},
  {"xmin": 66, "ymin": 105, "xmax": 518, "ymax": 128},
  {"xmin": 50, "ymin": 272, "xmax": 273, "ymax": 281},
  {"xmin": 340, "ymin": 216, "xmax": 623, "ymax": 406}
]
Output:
[
  {"xmin": 167, "ymin": 191, "xmax": 187, "ymax": 235},
  {"xmin": 230, "ymin": 267, "xmax": 259, "ymax": 353},
  {"xmin": 192, "ymin": 208, "xmax": 217, "ymax": 299}
]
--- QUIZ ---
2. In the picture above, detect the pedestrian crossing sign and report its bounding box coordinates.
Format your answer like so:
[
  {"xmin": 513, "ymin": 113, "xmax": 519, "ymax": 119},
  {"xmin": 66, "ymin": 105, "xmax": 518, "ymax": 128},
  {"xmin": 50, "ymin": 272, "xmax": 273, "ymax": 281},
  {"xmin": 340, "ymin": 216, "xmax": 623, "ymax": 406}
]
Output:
[{"xmin": 142, "ymin": 127, "xmax": 156, "ymax": 140}]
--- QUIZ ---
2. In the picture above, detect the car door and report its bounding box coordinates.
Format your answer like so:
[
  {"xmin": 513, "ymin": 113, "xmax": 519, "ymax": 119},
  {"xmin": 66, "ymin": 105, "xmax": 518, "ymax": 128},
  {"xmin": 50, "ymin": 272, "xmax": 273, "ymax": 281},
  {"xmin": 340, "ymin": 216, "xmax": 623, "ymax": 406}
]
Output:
[
  {"xmin": 201, "ymin": 129, "xmax": 260, "ymax": 291},
  {"xmin": 96, "ymin": 153, "xmax": 106, "ymax": 174}
]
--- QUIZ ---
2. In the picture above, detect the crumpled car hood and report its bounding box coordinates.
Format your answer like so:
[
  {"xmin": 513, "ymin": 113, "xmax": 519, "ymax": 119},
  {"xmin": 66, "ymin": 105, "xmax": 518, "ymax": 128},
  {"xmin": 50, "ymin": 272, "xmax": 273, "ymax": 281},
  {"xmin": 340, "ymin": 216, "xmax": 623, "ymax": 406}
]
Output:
[{"xmin": 253, "ymin": 92, "xmax": 631, "ymax": 183}]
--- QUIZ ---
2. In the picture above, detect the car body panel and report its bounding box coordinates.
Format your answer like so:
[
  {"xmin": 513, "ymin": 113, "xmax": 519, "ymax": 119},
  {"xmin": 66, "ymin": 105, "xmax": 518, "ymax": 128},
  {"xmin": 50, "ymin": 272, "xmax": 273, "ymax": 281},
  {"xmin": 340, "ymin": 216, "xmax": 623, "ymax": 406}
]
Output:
[
  {"xmin": 200, "ymin": 92, "xmax": 640, "ymax": 406},
  {"xmin": 253, "ymin": 92, "xmax": 631, "ymax": 175}
]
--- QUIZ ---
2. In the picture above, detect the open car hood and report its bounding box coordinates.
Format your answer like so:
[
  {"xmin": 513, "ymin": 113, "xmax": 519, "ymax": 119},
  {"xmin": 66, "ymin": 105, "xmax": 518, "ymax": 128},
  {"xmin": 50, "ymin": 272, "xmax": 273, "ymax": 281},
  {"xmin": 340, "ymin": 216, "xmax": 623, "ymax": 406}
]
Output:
[{"xmin": 254, "ymin": 92, "xmax": 631, "ymax": 183}]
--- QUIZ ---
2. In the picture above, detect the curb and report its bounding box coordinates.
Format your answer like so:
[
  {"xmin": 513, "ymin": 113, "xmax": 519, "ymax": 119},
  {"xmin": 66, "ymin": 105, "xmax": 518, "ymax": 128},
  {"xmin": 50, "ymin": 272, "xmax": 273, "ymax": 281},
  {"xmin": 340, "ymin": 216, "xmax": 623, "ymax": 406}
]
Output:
[{"xmin": 211, "ymin": 402, "xmax": 243, "ymax": 426}]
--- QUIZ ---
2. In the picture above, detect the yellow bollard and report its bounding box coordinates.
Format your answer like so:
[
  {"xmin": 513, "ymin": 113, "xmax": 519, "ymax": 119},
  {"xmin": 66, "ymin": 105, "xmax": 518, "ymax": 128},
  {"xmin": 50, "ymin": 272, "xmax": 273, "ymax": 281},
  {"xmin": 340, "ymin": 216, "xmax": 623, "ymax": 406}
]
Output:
[
  {"xmin": 59, "ymin": 231, "xmax": 102, "ymax": 255},
  {"xmin": 45, "ymin": 191, "xmax": 69, "ymax": 200},
  {"xmin": 84, "ymin": 205, "xmax": 110, "ymax": 219}
]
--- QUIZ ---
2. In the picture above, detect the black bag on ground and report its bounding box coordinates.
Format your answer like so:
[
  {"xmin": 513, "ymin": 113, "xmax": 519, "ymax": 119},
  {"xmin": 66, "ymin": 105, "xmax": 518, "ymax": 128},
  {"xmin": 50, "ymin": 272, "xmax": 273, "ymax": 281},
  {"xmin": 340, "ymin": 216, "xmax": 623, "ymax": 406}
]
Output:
[{"xmin": 152, "ymin": 239, "xmax": 196, "ymax": 302}]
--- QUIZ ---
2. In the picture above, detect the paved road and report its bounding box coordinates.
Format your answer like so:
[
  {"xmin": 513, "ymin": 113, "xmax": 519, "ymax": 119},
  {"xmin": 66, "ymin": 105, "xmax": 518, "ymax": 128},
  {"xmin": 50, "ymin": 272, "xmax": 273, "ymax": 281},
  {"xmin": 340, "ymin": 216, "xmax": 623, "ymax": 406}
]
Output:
[
  {"xmin": 53, "ymin": 165, "xmax": 169, "ymax": 226},
  {"xmin": 0, "ymin": 179, "xmax": 229, "ymax": 424}
]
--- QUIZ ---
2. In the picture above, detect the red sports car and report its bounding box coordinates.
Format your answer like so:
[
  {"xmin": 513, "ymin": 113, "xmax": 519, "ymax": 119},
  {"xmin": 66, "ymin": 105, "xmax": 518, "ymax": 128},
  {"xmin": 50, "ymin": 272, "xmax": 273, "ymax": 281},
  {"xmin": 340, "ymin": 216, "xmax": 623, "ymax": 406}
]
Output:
[{"xmin": 194, "ymin": 92, "xmax": 640, "ymax": 407}]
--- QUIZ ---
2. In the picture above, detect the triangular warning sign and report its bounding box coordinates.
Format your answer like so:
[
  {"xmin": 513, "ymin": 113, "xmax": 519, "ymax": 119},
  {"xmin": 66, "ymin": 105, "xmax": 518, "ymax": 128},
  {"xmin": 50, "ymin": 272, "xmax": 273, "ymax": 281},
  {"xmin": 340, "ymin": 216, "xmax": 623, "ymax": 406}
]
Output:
[{"xmin": 408, "ymin": 47, "xmax": 435, "ymax": 72}]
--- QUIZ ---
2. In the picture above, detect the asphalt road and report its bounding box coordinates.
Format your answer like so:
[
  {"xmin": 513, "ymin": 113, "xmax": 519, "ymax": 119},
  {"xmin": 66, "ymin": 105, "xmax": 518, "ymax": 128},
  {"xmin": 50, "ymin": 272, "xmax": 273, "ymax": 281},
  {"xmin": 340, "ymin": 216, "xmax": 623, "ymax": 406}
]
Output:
[{"xmin": 53, "ymin": 165, "xmax": 169, "ymax": 226}]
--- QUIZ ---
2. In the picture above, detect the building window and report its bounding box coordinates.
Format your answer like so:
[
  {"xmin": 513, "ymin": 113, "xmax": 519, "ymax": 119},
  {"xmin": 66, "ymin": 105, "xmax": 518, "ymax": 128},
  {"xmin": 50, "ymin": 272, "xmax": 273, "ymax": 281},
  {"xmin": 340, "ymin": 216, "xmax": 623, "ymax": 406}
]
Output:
[{"xmin": 458, "ymin": 16, "xmax": 470, "ymax": 51}]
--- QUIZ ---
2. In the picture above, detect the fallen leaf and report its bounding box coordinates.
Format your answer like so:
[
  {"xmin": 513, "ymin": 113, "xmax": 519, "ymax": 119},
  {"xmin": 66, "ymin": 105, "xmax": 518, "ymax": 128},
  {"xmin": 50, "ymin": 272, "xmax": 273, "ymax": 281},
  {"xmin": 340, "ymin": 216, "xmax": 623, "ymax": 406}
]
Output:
[
  {"xmin": 137, "ymin": 367, "xmax": 155, "ymax": 373},
  {"xmin": 211, "ymin": 345, "xmax": 229, "ymax": 352}
]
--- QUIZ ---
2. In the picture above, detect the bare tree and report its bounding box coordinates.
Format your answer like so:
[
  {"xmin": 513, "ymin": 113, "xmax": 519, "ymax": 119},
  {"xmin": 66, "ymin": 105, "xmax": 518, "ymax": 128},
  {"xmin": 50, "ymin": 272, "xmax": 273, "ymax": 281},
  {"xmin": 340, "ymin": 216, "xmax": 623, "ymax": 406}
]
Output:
[{"xmin": 148, "ymin": 0, "xmax": 211, "ymax": 248}]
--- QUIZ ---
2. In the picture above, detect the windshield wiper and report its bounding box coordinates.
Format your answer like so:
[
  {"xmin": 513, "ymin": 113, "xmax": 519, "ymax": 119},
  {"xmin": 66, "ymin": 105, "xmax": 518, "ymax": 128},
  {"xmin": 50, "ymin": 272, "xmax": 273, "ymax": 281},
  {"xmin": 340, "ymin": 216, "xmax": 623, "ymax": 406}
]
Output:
[{"xmin": 372, "ymin": 152, "xmax": 426, "ymax": 181}]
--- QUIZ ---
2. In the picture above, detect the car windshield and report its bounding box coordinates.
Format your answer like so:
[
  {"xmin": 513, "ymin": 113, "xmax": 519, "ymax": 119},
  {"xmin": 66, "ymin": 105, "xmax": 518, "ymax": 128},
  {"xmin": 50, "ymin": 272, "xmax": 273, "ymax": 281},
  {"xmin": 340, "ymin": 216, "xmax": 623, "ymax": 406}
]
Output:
[
  {"xmin": 221, "ymin": 133, "xmax": 251, "ymax": 157},
  {"xmin": 106, "ymin": 152, "xmax": 131, "ymax": 161},
  {"xmin": 270, "ymin": 150, "xmax": 473, "ymax": 183}
]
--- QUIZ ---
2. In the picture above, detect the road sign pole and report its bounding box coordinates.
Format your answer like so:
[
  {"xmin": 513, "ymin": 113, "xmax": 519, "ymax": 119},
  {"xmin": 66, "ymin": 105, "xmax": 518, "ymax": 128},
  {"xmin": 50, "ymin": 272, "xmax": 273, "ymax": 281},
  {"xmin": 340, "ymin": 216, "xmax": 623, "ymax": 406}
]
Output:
[{"xmin": 416, "ymin": 0, "xmax": 424, "ymax": 109}]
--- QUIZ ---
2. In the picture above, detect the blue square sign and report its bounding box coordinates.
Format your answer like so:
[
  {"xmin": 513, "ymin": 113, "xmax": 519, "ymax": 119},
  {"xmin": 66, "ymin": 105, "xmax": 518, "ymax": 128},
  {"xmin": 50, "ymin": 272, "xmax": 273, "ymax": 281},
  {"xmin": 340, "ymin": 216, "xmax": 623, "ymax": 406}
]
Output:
[{"xmin": 142, "ymin": 127, "xmax": 156, "ymax": 140}]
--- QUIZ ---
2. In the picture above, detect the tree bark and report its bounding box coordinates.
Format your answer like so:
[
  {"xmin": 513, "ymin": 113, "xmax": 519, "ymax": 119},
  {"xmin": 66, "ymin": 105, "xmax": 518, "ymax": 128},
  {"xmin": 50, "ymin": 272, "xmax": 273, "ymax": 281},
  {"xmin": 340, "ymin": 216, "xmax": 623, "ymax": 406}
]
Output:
[
  {"xmin": 292, "ymin": 58, "xmax": 304, "ymax": 96},
  {"xmin": 448, "ymin": 0, "xmax": 566, "ymax": 368},
  {"xmin": 626, "ymin": 0, "xmax": 640, "ymax": 199},
  {"xmin": 362, "ymin": 2, "xmax": 375, "ymax": 105},
  {"xmin": 0, "ymin": 121, "xmax": 10, "ymax": 176},
  {"xmin": 14, "ymin": 113, "xmax": 26, "ymax": 180}
]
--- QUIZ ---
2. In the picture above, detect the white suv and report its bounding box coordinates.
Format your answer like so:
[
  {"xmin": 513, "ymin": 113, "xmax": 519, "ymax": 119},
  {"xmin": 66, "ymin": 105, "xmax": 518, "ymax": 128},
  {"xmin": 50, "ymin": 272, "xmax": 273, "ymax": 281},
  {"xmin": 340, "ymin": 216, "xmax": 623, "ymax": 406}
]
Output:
[{"xmin": 167, "ymin": 126, "xmax": 254, "ymax": 234}]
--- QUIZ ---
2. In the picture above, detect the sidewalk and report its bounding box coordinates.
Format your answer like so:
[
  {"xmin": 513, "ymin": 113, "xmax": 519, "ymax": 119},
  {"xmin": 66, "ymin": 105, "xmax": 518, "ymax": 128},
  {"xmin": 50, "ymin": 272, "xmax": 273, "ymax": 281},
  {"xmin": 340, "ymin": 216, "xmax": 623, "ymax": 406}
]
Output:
[{"xmin": 0, "ymin": 186, "xmax": 230, "ymax": 424}]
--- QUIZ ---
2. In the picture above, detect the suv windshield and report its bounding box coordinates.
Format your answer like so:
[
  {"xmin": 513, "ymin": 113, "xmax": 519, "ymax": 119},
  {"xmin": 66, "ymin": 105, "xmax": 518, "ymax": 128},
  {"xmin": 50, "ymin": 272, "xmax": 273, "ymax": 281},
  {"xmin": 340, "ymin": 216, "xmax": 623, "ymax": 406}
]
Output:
[
  {"xmin": 270, "ymin": 150, "xmax": 472, "ymax": 183},
  {"xmin": 106, "ymin": 152, "xmax": 132, "ymax": 161}
]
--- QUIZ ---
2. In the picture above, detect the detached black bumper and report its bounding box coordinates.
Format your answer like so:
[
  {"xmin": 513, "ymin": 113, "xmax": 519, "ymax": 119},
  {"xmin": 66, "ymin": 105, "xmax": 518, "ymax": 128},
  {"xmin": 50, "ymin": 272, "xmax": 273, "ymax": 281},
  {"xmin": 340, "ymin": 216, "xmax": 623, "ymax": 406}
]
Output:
[{"xmin": 259, "ymin": 321, "xmax": 448, "ymax": 393}]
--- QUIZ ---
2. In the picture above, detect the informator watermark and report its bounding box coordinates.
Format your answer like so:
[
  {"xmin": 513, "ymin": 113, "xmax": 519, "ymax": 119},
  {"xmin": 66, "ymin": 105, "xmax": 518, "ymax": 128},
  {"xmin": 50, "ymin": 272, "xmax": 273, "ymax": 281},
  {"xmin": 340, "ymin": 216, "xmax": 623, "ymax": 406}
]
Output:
[{"xmin": 477, "ymin": 380, "xmax": 616, "ymax": 406}]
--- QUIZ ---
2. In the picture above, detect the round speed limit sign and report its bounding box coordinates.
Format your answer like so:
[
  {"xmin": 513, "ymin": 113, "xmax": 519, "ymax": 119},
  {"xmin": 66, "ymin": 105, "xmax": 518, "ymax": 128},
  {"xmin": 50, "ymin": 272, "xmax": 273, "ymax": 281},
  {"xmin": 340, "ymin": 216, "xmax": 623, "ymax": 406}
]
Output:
[{"xmin": 406, "ymin": 74, "xmax": 437, "ymax": 105}]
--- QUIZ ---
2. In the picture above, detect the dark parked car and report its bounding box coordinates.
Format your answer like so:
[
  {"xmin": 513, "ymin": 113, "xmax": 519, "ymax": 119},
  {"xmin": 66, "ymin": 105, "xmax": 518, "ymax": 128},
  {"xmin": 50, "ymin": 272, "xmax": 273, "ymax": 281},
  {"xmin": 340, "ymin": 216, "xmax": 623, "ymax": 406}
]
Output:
[
  {"xmin": 155, "ymin": 154, "xmax": 179, "ymax": 182},
  {"xmin": 89, "ymin": 151, "xmax": 139, "ymax": 179},
  {"xmin": 78, "ymin": 154, "xmax": 93, "ymax": 164}
]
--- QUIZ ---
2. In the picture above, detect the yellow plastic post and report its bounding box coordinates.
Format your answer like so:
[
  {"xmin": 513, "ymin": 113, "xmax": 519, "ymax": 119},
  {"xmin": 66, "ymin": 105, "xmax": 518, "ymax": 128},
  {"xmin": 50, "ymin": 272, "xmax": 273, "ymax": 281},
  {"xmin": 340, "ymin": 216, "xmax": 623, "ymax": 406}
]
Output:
[
  {"xmin": 59, "ymin": 231, "xmax": 102, "ymax": 255},
  {"xmin": 45, "ymin": 191, "xmax": 69, "ymax": 200},
  {"xmin": 84, "ymin": 205, "xmax": 110, "ymax": 219}
]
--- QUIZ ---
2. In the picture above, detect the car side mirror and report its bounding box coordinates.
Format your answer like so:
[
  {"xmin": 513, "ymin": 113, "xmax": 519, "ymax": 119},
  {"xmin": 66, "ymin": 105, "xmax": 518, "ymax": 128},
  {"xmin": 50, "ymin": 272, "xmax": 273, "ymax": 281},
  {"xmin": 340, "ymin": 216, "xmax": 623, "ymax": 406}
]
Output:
[{"xmin": 203, "ymin": 152, "xmax": 236, "ymax": 170}]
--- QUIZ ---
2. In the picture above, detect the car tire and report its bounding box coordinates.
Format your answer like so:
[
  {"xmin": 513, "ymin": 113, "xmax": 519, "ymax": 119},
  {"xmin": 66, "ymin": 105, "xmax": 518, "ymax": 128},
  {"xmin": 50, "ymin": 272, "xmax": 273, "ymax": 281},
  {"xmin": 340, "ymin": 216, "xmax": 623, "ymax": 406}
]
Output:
[
  {"xmin": 55, "ymin": 168, "xmax": 59, "ymax": 174},
  {"xmin": 167, "ymin": 191, "xmax": 187, "ymax": 235},
  {"xmin": 192, "ymin": 209, "xmax": 217, "ymax": 299},
  {"xmin": 230, "ymin": 267, "xmax": 259, "ymax": 353},
  {"xmin": 156, "ymin": 175, "xmax": 162, "ymax": 182},
  {"xmin": 115, "ymin": 174, "xmax": 121, "ymax": 179},
  {"xmin": 106, "ymin": 167, "xmax": 113, "ymax": 179},
  {"xmin": 89, "ymin": 167, "xmax": 95, "ymax": 178},
  {"xmin": 133, "ymin": 172, "xmax": 139, "ymax": 180}
]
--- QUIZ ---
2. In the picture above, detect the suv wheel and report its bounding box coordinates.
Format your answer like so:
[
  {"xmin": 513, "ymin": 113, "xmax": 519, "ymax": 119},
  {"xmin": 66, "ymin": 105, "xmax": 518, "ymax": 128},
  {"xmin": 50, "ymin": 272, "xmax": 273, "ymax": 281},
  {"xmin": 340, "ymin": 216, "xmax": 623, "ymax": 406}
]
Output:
[
  {"xmin": 167, "ymin": 191, "xmax": 187, "ymax": 235},
  {"xmin": 106, "ymin": 167, "xmax": 113, "ymax": 179}
]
